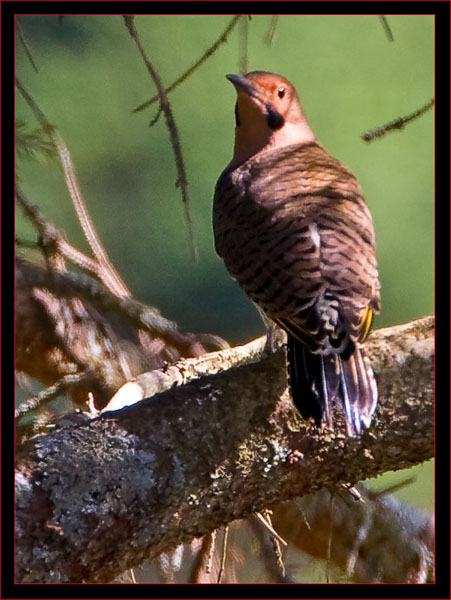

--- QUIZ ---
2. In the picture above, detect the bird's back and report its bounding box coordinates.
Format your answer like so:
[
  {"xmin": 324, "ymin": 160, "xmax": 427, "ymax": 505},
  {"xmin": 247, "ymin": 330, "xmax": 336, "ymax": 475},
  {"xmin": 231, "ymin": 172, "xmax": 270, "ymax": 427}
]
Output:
[{"xmin": 214, "ymin": 140, "xmax": 380, "ymax": 350}]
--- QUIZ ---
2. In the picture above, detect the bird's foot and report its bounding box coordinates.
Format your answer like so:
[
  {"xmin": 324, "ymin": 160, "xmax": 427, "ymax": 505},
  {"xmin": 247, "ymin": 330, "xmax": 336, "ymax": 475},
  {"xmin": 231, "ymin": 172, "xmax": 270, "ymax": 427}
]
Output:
[{"xmin": 262, "ymin": 324, "xmax": 287, "ymax": 357}]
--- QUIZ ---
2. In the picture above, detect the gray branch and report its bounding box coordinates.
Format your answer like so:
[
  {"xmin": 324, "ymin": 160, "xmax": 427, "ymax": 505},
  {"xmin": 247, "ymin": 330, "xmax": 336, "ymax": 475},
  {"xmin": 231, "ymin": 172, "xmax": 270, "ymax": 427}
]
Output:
[{"xmin": 15, "ymin": 316, "xmax": 434, "ymax": 582}]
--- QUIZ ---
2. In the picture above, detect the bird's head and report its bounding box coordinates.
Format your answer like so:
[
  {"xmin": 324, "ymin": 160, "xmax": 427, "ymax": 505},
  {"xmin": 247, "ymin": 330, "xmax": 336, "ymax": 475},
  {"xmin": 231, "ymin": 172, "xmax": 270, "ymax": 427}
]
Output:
[{"xmin": 226, "ymin": 71, "xmax": 315, "ymax": 165}]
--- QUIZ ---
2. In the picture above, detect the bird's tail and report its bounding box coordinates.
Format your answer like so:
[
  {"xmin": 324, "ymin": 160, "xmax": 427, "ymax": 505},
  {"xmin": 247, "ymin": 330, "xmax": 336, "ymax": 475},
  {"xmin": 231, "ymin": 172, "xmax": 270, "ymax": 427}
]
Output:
[{"xmin": 286, "ymin": 336, "xmax": 378, "ymax": 436}]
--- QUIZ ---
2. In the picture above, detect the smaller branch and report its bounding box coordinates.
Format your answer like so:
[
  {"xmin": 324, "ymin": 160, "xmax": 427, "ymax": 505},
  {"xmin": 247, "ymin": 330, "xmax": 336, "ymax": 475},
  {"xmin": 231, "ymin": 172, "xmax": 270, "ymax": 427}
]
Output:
[
  {"xmin": 16, "ymin": 186, "xmax": 99, "ymax": 274},
  {"xmin": 103, "ymin": 334, "xmax": 268, "ymax": 412},
  {"xmin": 15, "ymin": 373, "xmax": 88, "ymax": 420},
  {"xmin": 261, "ymin": 511, "xmax": 287, "ymax": 579},
  {"xmin": 249, "ymin": 515, "xmax": 291, "ymax": 582},
  {"xmin": 54, "ymin": 141, "xmax": 131, "ymax": 296},
  {"xmin": 372, "ymin": 475, "xmax": 416, "ymax": 497},
  {"xmin": 56, "ymin": 238, "xmax": 101, "ymax": 274},
  {"xmin": 129, "ymin": 568, "xmax": 137, "ymax": 584},
  {"xmin": 341, "ymin": 483, "xmax": 364, "ymax": 503},
  {"xmin": 14, "ymin": 185, "xmax": 47, "ymax": 233},
  {"xmin": 124, "ymin": 16, "xmax": 197, "ymax": 262},
  {"xmin": 325, "ymin": 493, "xmax": 335, "ymax": 583},
  {"xmin": 15, "ymin": 184, "xmax": 66, "ymax": 272},
  {"xmin": 16, "ymin": 18, "xmax": 39, "ymax": 72},
  {"xmin": 379, "ymin": 15, "xmax": 394, "ymax": 42},
  {"xmin": 217, "ymin": 526, "xmax": 229, "ymax": 584},
  {"xmin": 148, "ymin": 105, "xmax": 163, "ymax": 128},
  {"xmin": 188, "ymin": 531, "xmax": 216, "ymax": 583},
  {"xmin": 15, "ymin": 77, "xmax": 130, "ymax": 298},
  {"xmin": 362, "ymin": 98, "xmax": 434, "ymax": 142},
  {"xmin": 133, "ymin": 15, "xmax": 241, "ymax": 113},
  {"xmin": 205, "ymin": 530, "xmax": 217, "ymax": 574},
  {"xmin": 238, "ymin": 16, "xmax": 249, "ymax": 74},
  {"xmin": 16, "ymin": 257, "xmax": 180, "ymax": 338},
  {"xmin": 15, "ymin": 237, "xmax": 38, "ymax": 249},
  {"xmin": 255, "ymin": 512, "xmax": 287, "ymax": 547},
  {"xmin": 264, "ymin": 15, "xmax": 279, "ymax": 46}
]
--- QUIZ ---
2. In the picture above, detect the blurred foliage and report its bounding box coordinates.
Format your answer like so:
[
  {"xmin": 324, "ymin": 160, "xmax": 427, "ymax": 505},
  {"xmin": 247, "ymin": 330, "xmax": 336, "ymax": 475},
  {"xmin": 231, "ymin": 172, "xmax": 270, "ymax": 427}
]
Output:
[
  {"xmin": 15, "ymin": 15, "xmax": 434, "ymax": 515},
  {"xmin": 15, "ymin": 119, "xmax": 56, "ymax": 164}
]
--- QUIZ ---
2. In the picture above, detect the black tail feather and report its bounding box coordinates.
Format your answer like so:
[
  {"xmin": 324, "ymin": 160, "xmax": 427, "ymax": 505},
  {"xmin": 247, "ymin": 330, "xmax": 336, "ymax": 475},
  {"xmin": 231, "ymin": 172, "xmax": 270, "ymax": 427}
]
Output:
[{"xmin": 287, "ymin": 336, "xmax": 378, "ymax": 436}]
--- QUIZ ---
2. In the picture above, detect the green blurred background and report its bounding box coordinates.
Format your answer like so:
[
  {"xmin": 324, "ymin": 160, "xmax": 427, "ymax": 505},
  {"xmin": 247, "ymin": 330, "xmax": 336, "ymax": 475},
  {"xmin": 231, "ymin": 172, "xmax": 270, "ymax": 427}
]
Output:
[{"xmin": 15, "ymin": 15, "xmax": 434, "ymax": 512}]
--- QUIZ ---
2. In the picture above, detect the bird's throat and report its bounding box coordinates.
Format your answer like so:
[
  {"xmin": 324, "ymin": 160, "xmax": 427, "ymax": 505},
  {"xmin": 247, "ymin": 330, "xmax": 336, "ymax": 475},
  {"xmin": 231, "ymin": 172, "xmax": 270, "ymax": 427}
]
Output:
[{"xmin": 232, "ymin": 120, "xmax": 316, "ymax": 167}]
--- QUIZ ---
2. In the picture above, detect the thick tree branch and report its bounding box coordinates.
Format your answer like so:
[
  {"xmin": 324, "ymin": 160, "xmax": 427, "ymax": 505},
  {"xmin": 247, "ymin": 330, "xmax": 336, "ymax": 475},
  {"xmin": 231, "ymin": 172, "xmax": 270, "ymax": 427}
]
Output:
[{"xmin": 15, "ymin": 317, "xmax": 434, "ymax": 582}]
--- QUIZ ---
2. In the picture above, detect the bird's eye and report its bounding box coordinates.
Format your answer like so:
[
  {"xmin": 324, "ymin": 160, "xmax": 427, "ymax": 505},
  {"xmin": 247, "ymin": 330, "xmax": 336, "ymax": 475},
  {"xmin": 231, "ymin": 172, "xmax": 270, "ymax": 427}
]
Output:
[{"xmin": 278, "ymin": 87, "xmax": 285, "ymax": 99}]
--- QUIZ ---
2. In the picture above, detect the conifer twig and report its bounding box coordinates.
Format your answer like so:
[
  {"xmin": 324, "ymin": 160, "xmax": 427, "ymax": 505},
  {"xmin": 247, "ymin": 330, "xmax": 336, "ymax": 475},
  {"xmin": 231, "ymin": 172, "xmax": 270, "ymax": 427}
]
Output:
[
  {"xmin": 239, "ymin": 15, "xmax": 249, "ymax": 74},
  {"xmin": 362, "ymin": 98, "xmax": 434, "ymax": 142},
  {"xmin": 264, "ymin": 15, "xmax": 279, "ymax": 46},
  {"xmin": 379, "ymin": 15, "xmax": 394, "ymax": 42},
  {"xmin": 123, "ymin": 16, "xmax": 198, "ymax": 262},
  {"xmin": 133, "ymin": 16, "xmax": 241, "ymax": 113},
  {"xmin": 16, "ymin": 18, "xmax": 39, "ymax": 73}
]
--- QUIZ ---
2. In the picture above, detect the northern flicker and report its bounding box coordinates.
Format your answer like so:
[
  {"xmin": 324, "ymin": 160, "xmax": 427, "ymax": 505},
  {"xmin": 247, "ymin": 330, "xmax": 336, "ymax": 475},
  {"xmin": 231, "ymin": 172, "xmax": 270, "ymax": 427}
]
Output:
[{"xmin": 213, "ymin": 71, "xmax": 381, "ymax": 436}]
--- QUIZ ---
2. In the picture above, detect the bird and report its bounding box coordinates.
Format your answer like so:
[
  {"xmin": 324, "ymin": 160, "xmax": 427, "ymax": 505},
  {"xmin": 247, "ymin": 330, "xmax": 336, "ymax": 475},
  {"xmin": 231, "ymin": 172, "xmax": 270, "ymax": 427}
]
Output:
[{"xmin": 213, "ymin": 71, "xmax": 381, "ymax": 436}]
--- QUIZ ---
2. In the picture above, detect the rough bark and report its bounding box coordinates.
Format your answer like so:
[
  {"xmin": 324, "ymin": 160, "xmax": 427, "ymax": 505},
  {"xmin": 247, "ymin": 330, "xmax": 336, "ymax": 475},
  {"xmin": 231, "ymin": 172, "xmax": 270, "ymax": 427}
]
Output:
[{"xmin": 15, "ymin": 316, "xmax": 434, "ymax": 583}]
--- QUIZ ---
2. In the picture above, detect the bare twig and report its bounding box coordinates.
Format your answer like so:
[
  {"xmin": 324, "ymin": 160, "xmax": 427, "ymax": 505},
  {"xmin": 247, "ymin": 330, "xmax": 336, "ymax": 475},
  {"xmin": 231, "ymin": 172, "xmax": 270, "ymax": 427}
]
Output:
[
  {"xmin": 362, "ymin": 98, "xmax": 434, "ymax": 142},
  {"xmin": 379, "ymin": 15, "xmax": 394, "ymax": 42},
  {"xmin": 371, "ymin": 475, "xmax": 416, "ymax": 498},
  {"xmin": 16, "ymin": 18, "xmax": 39, "ymax": 72},
  {"xmin": 205, "ymin": 530, "xmax": 217, "ymax": 574},
  {"xmin": 341, "ymin": 483, "xmax": 365, "ymax": 503},
  {"xmin": 255, "ymin": 512, "xmax": 287, "ymax": 547},
  {"xmin": 15, "ymin": 373, "xmax": 89, "ymax": 420},
  {"xmin": 133, "ymin": 16, "xmax": 241, "ymax": 113},
  {"xmin": 15, "ymin": 77, "xmax": 131, "ymax": 298},
  {"xmin": 55, "ymin": 144, "xmax": 131, "ymax": 295},
  {"xmin": 217, "ymin": 526, "xmax": 229, "ymax": 584},
  {"xmin": 123, "ymin": 16, "xmax": 197, "ymax": 262},
  {"xmin": 148, "ymin": 105, "xmax": 163, "ymax": 128},
  {"xmin": 239, "ymin": 15, "xmax": 249, "ymax": 73},
  {"xmin": 264, "ymin": 15, "xmax": 279, "ymax": 46},
  {"xmin": 262, "ymin": 510, "xmax": 286, "ymax": 578},
  {"xmin": 325, "ymin": 492, "xmax": 334, "ymax": 583},
  {"xmin": 249, "ymin": 514, "xmax": 290, "ymax": 582},
  {"xmin": 16, "ymin": 257, "xmax": 181, "ymax": 338},
  {"xmin": 188, "ymin": 531, "xmax": 216, "ymax": 582},
  {"xmin": 15, "ymin": 186, "xmax": 99, "ymax": 275},
  {"xmin": 15, "ymin": 184, "xmax": 66, "ymax": 272},
  {"xmin": 345, "ymin": 499, "xmax": 373, "ymax": 577},
  {"xmin": 293, "ymin": 498, "xmax": 312, "ymax": 531}
]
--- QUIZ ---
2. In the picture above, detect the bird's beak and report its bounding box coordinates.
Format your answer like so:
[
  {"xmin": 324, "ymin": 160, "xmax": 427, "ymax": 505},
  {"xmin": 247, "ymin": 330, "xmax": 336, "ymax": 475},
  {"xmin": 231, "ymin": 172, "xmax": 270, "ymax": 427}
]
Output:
[
  {"xmin": 226, "ymin": 74, "xmax": 261, "ymax": 100},
  {"xmin": 226, "ymin": 73, "xmax": 284, "ymax": 131}
]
